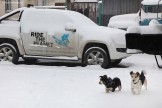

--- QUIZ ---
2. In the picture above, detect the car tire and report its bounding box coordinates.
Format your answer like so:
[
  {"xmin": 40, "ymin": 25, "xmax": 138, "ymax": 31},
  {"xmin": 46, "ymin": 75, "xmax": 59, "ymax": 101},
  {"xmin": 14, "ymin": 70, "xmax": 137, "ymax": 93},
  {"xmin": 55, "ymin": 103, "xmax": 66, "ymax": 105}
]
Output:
[
  {"xmin": 111, "ymin": 59, "xmax": 122, "ymax": 66},
  {"xmin": 0, "ymin": 44, "xmax": 19, "ymax": 64},
  {"xmin": 84, "ymin": 47, "xmax": 111, "ymax": 69}
]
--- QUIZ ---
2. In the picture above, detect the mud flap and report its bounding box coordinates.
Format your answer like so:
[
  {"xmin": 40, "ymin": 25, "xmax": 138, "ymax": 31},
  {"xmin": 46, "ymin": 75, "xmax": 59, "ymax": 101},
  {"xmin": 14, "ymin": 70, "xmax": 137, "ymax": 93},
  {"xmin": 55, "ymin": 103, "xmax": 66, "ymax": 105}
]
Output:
[{"xmin": 155, "ymin": 55, "xmax": 162, "ymax": 68}]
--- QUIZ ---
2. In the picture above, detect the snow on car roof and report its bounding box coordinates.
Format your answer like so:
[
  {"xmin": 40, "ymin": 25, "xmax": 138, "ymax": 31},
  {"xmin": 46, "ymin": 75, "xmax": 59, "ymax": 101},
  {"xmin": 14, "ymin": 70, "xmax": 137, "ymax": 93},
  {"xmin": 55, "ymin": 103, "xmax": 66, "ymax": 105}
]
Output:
[
  {"xmin": 141, "ymin": 0, "xmax": 162, "ymax": 6},
  {"xmin": 34, "ymin": 6, "xmax": 67, "ymax": 9},
  {"xmin": 74, "ymin": 0, "xmax": 97, "ymax": 3}
]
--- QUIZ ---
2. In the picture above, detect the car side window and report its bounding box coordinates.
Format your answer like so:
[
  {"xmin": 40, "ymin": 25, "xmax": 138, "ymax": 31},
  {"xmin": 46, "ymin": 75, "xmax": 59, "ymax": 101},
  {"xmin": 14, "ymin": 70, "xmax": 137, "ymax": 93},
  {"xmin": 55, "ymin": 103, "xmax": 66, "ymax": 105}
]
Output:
[
  {"xmin": 6, "ymin": 12, "xmax": 20, "ymax": 21},
  {"xmin": 0, "ymin": 11, "xmax": 22, "ymax": 22}
]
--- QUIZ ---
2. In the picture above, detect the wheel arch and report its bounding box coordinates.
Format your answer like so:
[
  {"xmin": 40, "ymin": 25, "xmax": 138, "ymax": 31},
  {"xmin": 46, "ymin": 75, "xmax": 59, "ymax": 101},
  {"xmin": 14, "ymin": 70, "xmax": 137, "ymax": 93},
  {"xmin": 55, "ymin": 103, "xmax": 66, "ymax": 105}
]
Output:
[
  {"xmin": 81, "ymin": 42, "xmax": 112, "ymax": 69},
  {"xmin": 0, "ymin": 38, "xmax": 20, "ymax": 55},
  {"xmin": 82, "ymin": 42, "xmax": 110, "ymax": 61}
]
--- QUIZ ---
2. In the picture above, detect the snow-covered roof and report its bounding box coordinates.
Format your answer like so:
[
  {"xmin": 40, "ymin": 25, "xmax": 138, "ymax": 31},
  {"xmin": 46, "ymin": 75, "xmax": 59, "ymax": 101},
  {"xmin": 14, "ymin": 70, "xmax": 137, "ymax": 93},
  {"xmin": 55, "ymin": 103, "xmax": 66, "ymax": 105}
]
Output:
[
  {"xmin": 141, "ymin": 0, "xmax": 162, "ymax": 6},
  {"xmin": 74, "ymin": 0, "xmax": 98, "ymax": 3}
]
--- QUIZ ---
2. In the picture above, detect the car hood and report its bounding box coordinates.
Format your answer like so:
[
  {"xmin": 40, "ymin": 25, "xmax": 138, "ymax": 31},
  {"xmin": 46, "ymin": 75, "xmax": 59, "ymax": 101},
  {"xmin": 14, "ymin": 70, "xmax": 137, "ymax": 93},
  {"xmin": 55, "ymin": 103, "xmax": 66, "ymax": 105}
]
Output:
[
  {"xmin": 101, "ymin": 26, "xmax": 126, "ymax": 45},
  {"xmin": 79, "ymin": 26, "xmax": 127, "ymax": 45}
]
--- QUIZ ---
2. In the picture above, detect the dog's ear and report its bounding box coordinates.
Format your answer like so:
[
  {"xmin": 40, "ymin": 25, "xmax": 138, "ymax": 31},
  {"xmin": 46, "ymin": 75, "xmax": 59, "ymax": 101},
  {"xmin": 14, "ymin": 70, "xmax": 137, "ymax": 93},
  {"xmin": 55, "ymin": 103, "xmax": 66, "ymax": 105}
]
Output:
[
  {"xmin": 130, "ymin": 71, "xmax": 133, "ymax": 75},
  {"xmin": 103, "ymin": 75, "xmax": 107, "ymax": 78},
  {"xmin": 136, "ymin": 72, "xmax": 140, "ymax": 76},
  {"xmin": 99, "ymin": 76, "xmax": 102, "ymax": 78}
]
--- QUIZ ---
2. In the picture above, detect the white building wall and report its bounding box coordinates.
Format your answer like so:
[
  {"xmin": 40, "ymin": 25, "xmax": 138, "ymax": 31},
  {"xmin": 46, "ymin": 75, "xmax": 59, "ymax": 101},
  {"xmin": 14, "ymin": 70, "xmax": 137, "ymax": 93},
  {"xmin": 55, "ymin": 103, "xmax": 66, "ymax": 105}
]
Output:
[
  {"xmin": 0, "ymin": 0, "xmax": 5, "ymax": 16},
  {"xmin": 0, "ymin": 0, "xmax": 27, "ymax": 16}
]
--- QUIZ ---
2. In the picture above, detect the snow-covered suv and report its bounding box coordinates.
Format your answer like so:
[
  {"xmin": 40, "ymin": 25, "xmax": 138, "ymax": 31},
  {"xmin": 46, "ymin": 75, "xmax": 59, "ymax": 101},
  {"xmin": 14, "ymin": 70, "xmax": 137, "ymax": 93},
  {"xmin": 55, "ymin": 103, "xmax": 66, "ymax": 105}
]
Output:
[{"xmin": 0, "ymin": 8, "xmax": 129, "ymax": 69}]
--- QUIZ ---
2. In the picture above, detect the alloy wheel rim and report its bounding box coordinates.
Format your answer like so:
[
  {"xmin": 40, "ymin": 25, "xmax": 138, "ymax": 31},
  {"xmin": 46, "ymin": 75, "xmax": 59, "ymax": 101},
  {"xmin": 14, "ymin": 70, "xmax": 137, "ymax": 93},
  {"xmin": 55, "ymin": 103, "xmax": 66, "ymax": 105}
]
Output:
[
  {"xmin": 0, "ymin": 47, "xmax": 13, "ymax": 62},
  {"xmin": 87, "ymin": 51, "xmax": 104, "ymax": 65}
]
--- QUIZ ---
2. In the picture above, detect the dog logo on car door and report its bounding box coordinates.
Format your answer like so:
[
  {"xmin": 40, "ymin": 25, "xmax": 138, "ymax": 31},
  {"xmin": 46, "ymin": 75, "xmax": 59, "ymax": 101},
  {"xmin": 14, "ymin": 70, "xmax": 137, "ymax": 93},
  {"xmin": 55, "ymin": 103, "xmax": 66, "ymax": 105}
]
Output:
[{"xmin": 53, "ymin": 33, "xmax": 70, "ymax": 47}]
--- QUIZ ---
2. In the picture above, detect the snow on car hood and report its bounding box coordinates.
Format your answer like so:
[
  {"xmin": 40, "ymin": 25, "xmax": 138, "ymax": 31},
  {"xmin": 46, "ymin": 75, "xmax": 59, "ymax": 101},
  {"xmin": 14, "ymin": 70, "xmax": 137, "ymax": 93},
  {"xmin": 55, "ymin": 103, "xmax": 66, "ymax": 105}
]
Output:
[
  {"xmin": 104, "ymin": 27, "xmax": 127, "ymax": 45},
  {"xmin": 108, "ymin": 13, "xmax": 139, "ymax": 29},
  {"xmin": 79, "ymin": 26, "xmax": 126, "ymax": 45}
]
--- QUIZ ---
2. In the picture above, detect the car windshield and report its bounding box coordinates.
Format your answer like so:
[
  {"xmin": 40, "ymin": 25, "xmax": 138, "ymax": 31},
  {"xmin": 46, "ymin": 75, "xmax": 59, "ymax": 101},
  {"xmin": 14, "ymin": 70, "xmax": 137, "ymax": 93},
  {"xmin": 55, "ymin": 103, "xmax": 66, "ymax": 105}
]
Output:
[{"xmin": 142, "ymin": 5, "xmax": 162, "ymax": 13}]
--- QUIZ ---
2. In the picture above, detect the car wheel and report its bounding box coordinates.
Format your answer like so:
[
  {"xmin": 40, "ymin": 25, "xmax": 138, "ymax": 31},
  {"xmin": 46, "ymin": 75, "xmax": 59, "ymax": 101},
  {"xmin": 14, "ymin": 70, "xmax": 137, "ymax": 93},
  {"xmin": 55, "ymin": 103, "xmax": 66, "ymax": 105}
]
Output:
[
  {"xmin": 84, "ymin": 47, "xmax": 111, "ymax": 69},
  {"xmin": 111, "ymin": 59, "xmax": 122, "ymax": 66},
  {"xmin": 0, "ymin": 44, "xmax": 19, "ymax": 64}
]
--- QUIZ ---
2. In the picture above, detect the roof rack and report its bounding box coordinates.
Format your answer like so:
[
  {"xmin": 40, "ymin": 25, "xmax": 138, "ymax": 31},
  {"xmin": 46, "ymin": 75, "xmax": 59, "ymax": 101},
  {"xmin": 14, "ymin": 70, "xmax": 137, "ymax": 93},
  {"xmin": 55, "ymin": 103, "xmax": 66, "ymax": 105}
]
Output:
[{"xmin": 33, "ymin": 6, "xmax": 67, "ymax": 10}]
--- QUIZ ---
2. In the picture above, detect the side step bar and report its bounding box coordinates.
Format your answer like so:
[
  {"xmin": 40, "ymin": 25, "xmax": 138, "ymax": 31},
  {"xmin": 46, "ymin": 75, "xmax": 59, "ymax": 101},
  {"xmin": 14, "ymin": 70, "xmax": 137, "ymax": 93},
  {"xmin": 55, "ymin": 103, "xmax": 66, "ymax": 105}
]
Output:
[{"xmin": 23, "ymin": 55, "xmax": 82, "ymax": 63}]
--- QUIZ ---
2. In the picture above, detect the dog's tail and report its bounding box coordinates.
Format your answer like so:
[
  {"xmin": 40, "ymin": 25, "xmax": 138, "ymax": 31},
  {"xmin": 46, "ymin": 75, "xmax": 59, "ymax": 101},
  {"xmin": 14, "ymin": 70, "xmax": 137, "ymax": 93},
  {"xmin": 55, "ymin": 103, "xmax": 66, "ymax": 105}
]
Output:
[
  {"xmin": 141, "ymin": 70, "xmax": 146, "ymax": 85},
  {"xmin": 141, "ymin": 70, "xmax": 146, "ymax": 75}
]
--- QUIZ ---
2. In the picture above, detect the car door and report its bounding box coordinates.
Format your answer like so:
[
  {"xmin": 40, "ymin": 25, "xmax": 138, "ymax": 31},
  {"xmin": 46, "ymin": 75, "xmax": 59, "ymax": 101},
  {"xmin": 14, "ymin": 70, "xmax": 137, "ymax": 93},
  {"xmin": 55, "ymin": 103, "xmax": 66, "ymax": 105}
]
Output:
[
  {"xmin": 22, "ymin": 31, "xmax": 47, "ymax": 56},
  {"xmin": 45, "ymin": 13, "xmax": 79, "ymax": 57},
  {"xmin": 46, "ymin": 31, "xmax": 78, "ymax": 57}
]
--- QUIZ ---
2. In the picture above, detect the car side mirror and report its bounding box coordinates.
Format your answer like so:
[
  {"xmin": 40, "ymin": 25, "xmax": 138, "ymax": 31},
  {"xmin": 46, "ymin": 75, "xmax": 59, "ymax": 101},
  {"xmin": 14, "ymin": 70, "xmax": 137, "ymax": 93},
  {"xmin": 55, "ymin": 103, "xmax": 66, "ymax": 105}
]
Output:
[{"xmin": 65, "ymin": 23, "xmax": 76, "ymax": 32}]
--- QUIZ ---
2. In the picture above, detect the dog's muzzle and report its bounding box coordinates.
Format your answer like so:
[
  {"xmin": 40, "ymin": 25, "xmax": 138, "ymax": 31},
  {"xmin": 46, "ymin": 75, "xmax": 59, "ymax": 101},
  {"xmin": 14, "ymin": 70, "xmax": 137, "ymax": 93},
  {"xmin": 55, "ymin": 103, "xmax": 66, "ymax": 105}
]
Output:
[{"xmin": 99, "ymin": 81, "xmax": 103, "ymax": 84}]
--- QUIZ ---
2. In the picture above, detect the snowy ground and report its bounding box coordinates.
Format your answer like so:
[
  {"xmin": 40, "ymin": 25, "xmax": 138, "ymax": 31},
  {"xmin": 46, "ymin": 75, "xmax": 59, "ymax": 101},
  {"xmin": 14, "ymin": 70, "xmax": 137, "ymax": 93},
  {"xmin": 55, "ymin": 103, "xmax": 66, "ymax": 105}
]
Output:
[{"xmin": 0, "ymin": 54, "xmax": 162, "ymax": 108}]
